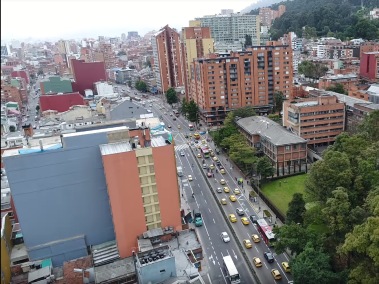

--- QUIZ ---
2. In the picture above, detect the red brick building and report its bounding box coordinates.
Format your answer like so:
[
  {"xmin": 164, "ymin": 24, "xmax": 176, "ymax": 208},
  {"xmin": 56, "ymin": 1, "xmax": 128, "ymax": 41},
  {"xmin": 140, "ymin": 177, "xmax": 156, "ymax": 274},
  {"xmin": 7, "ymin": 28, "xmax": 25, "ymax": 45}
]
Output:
[
  {"xmin": 39, "ymin": 92, "xmax": 85, "ymax": 113},
  {"xmin": 360, "ymin": 52, "xmax": 379, "ymax": 83},
  {"xmin": 11, "ymin": 70, "xmax": 29, "ymax": 84}
]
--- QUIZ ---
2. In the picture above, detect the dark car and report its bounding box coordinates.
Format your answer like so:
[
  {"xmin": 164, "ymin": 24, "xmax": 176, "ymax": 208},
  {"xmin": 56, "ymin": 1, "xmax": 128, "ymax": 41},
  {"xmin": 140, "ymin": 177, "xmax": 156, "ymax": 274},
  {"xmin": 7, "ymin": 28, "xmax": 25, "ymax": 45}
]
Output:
[
  {"xmin": 249, "ymin": 215, "xmax": 259, "ymax": 224},
  {"xmin": 236, "ymin": 208, "xmax": 244, "ymax": 216},
  {"xmin": 194, "ymin": 140, "xmax": 199, "ymax": 144},
  {"xmin": 173, "ymin": 117, "xmax": 176, "ymax": 121},
  {"xmin": 216, "ymin": 161, "xmax": 222, "ymax": 166},
  {"xmin": 264, "ymin": 252, "xmax": 275, "ymax": 263}
]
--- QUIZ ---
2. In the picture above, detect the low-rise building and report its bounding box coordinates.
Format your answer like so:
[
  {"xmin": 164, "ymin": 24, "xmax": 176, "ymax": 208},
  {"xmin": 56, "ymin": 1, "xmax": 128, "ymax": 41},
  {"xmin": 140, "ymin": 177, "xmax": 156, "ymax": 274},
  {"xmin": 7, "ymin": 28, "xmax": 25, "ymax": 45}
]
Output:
[
  {"xmin": 283, "ymin": 95, "xmax": 345, "ymax": 147},
  {"xmin": 39, "ymin": 92, "xmax": 85, "ymax": 113},
  {"xmin": 40, "ymin": 76, "xmax": 73, "ymax": 94},
  {"xmin": 318, "ymin": 73, "xmax": 358, "ymax": 93},
  {"xmin": 236, "ymin": 116, "xmax": 307, "ymax": 175},
  {"xmin": 347, "ymin": 103, "xmax": 379, "ymax": 133}
]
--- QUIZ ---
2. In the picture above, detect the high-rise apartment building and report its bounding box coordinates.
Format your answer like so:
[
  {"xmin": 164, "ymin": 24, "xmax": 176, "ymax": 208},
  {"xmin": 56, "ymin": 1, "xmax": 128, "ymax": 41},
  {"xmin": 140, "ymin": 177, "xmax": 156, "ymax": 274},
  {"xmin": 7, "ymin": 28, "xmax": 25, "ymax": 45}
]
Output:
[
  {"xmin": 99, "ymin": 42, "xmax": 116, "ymax": 69},
  {"xmin": 259, "ymin": 5, "xmax": 286, "ymax": 28},
  {"xmin": 57, "ymin": 40, "xmax": 71, "ymax": 55},
  {"xmin": 221, "ymin": 9, "xmax": 233, "ymax": 15},
  {"xmin": 151, "ymin": 25, "xmax": 184, "ymax": 93},
  {"xmin": 181, "ymin": 20, "xmax": 214, "ymax": 100},
  {"xmin": 121, "ymin": 33, "xmax": 126, "ymax": 41},
  {"xmin": 195, "ymin": 13, "xmax": 260, "ymax": 46},
  {"xmin": 189, "ymin": 41, "xmax": 293, "ymax": 125},
  {"xmin": 128, "ymin": 31, "xmax": 139, "ymax": 39}
]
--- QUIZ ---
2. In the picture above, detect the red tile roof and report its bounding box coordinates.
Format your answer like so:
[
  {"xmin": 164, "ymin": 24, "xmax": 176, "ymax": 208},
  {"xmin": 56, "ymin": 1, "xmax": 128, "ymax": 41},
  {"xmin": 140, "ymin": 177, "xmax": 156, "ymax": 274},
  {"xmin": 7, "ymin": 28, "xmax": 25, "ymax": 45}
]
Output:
[{"xmin": 39, "ymin": 92, "xmax": 85, "ymax": 113}]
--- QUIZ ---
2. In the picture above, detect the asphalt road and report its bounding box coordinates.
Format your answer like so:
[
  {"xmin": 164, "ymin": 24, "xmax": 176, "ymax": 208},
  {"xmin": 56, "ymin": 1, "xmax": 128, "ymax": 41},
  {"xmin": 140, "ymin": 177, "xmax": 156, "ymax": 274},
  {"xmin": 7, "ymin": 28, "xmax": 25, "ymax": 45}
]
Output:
[{"xmin": 149, "ymin": 100, "xmax": 294, "ymax": 284}]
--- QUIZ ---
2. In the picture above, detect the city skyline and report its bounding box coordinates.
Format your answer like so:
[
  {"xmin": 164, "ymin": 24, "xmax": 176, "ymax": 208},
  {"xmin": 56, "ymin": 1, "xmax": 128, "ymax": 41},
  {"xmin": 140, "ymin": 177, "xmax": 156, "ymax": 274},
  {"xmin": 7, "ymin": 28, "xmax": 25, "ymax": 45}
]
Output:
[{"xmin": 1, "ymin": 0, "xmax": 256, "ymax": 41}]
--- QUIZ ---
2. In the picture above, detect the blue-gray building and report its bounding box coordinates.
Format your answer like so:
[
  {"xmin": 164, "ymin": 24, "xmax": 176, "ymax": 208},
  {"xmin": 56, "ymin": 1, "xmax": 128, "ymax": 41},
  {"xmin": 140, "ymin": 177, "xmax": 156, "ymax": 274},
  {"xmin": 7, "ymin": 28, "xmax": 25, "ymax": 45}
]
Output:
[{"xmin": 2, "ymin": 127, "xmax": 134, "ymax": 266}]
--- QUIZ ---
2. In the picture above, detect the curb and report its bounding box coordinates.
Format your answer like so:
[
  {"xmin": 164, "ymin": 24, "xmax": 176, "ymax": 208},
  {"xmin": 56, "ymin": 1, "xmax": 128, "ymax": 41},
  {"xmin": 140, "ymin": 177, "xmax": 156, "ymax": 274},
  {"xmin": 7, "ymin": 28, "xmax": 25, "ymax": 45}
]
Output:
[{"xmin": 189, "ymin": 146, "xmax": 261, "ymax": 284}]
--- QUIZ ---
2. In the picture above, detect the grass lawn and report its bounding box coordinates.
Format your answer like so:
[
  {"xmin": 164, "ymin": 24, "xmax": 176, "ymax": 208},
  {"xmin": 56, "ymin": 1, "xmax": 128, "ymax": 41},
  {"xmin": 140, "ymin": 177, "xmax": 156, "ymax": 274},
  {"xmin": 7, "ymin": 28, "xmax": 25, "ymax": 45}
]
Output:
[{"xmin": 261, "ymin": 174, "xmax": 308, "ymax": 214}]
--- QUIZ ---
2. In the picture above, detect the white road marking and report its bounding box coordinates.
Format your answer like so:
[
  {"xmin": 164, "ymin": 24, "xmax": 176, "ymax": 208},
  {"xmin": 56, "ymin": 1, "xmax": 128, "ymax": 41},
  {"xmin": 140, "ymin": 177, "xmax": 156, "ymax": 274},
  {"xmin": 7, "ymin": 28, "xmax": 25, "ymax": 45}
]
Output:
[
  {"xmin": 264, "ymin": 262, "xmax": 268, "ymax": 269},
  {"xmin": 208, "ymin": 208, "xmax": 211, "ymax": 213},
  {"xmin": 219, "ymin": 267, "xmax": 228, "ymax": 284},
  {"xmin": 213, "ymin": 218, "xmax": 216, "ymax": 224}
]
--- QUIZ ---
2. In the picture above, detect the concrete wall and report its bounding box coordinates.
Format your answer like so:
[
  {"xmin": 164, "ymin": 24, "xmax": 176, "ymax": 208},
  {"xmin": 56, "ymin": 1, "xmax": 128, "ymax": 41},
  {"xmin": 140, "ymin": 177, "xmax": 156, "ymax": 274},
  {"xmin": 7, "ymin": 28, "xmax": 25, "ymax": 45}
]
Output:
[
  {"xmin": 59, "ymin": 107, "xmax": 92, "ymax": 121},
  {"xmin": 137, "ymin": 257, "xmax": 177, "ymax": 284},
  {"xmin": 3, "ymin": 134, "xmax": 115, "ymax": 266}
]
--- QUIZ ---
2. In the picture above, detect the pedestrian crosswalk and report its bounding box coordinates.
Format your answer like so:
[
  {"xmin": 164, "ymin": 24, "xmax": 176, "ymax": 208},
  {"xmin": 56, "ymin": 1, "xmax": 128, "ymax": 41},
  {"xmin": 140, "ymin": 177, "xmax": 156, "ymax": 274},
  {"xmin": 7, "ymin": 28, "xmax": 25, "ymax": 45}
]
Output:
[{"xmin": 175, "ymin": 144, "xmax": 189, "ymax": 151}]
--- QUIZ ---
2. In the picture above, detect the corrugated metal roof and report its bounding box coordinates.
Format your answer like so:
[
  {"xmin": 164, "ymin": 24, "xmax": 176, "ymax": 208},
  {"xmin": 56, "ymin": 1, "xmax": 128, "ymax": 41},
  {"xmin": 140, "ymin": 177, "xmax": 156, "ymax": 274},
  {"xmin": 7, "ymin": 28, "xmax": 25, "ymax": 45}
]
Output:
[
  {"xmin": 151, "ymin": 136, "xmax": 167, "ymax": 147},
  {"xmin": 99, "ymin": 142, "xmax": 132, "ymax": 155}
]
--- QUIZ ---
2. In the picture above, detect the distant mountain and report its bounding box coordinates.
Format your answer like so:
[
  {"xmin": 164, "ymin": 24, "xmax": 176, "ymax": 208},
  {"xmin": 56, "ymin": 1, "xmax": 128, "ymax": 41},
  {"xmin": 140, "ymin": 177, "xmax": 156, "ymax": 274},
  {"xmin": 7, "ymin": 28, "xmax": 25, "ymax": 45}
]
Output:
[{"xmin": 240, "ymin": 0, "xmax": 284, "ymax": 14}]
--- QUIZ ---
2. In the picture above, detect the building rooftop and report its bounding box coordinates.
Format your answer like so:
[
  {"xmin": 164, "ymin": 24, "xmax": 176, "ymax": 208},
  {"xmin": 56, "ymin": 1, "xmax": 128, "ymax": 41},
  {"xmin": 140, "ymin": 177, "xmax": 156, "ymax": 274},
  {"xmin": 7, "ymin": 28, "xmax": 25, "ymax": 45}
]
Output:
[
  {"xmin": 151, "ymin": 136, "xmax": 170, "ymax": 147},
  {"xmin": 94, "ymin": 258, "xmax": 135, "ymax": 284},
  {"xmin": 39, "ymin": 92, "xmax": 85, "ymax": 113},
  {"xmin": 311, "ymin": 90, "xmax": 373, "ymax": 108},
  {"xmin": 136, "ymin": 244, "xmax": 173, "ymax": 267},
  {"xmin": 99, "ymin": 142, "xmax": 132, "ymax": 155},
  {"xmin": 293, "ymin": 101, "xmax": 319, "ymax": 107},
  {"xmin": 320, "ymin": 73, "xmax": 357, "ymax": 80},
  {"xmin": 236, "ymin": 116, "xmax": 306, "ymax": 146}
]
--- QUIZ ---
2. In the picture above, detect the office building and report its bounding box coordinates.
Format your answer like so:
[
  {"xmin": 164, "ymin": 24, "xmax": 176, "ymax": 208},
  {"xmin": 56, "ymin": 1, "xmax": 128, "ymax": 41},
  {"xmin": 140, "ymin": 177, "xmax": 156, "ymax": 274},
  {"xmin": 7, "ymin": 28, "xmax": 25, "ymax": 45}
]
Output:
[
  {"xmin": 360, "ymin": 52, "xmax": 379, "ymax": 83},
  {"xmin": 236, "ymin": 116, "xmax": 307, "ymax": 175},
  {"xmin": 283, "ymin": 94, "xmax": 345, "ymax": 147},
  {"xmin": 195, "ymin": 13, "xmax": 260, "ymax": 46},
  {"xmin": 128, "ymin": 31, "xmax": 139, "ymax": 39},
  {"xmin": 181, "ymin": 20, "xmax": 214, "ymax": 100},
  {"xmin": 2, "ymin": 126, "xmax": 181, "ymax": 266},
  {"xmin": 189, "ymin": 41, "xmax": 293, "ymax": 125},
  {"xmin": 151, "ymin": 25, "xmax": 184, "ymax": 93}
]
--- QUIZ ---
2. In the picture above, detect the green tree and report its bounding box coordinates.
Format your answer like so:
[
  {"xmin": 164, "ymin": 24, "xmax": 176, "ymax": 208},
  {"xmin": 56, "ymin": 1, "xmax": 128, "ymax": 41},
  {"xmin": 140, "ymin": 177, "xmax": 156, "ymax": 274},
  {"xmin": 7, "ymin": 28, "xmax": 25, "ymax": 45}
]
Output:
[
  {"xmin": 213, "ymin": 126, "xmax": 238, "ymax": 145},
  {"xmin": 9, "ymin": 125, "xmax": 16, "ymax": 132},
  {"xmin": 244, "ymin": 34, "xmax": 252, "ymax": 48},
  {"xmin": 305, "ymin": 151, "xmax": 353, "ymax": 204},
  {"xmin": 117, "ymin": 51, "xmax": 126, "ymax": 56},
  {"xmin": 358, "ymin": 110, "xmax": 379, "ymax": 142},
  {"xmin": 127, "ymin": 81, "xmax": 132, "ymax": 87},
  {"xmin": 223, "ymin": 112, "xmax": 236, "ymax": 128},
  {"xmin": 268, "ymin": 114, "xmax": 280, "ymax": 122},
  {"xmin": 286, "ymin": 193, "xmax": 306, "ymax": 225},
  {"xmin": 135, "ymin": 81, "xmax": 147, "ymax": 92},
  {"xmin": 232, "ymin": 106, "xmax": 256, "ymax": 118},
  {"xmin": 292, "ymin": 242, "xmax": 340, "ymax": 284},
  {"xmin": 313, "ymin": 63, "xmax": 329, "ymax": 78},
  {"xmin": 256, "ymin": 156, "xmax": 275, "ymax": 180},
  {"xmin": 165, "ymin": 87, "xmax": 178, "ymax": 106},
  {"xmin": 220, "ymin": 133, "xmax": 246, "ymax": 150},
  {"xmin": 273, "ymin": 223, "xmax": 318, "ymax": 256},
  {"xmin": 179, "ymin": 98, "xmax": 188, "ymax": 117},
  {"xmin": 186, "ymin": 99, "xmax": 199, "ymax": 124},
  {"xmin": 36, "ymin": 105, "xmax": 40, "ymax": 112},
  {"xmin": 298, "ymin": 61, "xmax": 315, "ymax": 78},
  {"xmin": 274, "ymin": 91, "xmax": 285, "ymax": 112},
  {"xmin": 326, "ymin": 83, "xmax": 346, "ymax": 94},
  {"xmin": 30, "ymin": 73, "xmax": 36, "ymax": 79},
  {"xmin": 354, "ymin": 18, "xmax": 378, "ymax": 40},
  {"xmin": 37, "ymin": 69, "xmax": 44, "ymax": 76},
  {"xmin": 303, "ymin": 25, "xmax": 317, "ymax": 39}
]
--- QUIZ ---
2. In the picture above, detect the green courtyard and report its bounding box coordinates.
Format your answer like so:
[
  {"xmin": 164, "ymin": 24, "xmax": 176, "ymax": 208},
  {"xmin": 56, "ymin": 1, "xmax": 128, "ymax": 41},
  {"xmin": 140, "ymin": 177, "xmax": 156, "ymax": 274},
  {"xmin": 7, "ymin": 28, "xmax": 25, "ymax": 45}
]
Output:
[{"xmin": 261, "ymin": 174, "xmax": 308, "ymax": 215}]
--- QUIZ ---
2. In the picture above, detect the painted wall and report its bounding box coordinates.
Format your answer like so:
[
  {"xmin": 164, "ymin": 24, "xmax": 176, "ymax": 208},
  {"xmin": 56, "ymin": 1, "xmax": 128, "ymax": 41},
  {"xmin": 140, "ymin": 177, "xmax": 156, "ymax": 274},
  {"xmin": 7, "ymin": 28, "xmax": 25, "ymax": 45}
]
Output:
[
  {"xmin": 40, "ymin": 76, "xmax": 73, "ymax": 94},
  {"xmin": 102, "ymin": 151, "xmax": 147, "ymax": 258},
  {"xmin": 137, "ymin": 256, "xmax": 177, "ymax": 284},
  {"xmin": 72, "ymin": 60, "xmax": 107, "ymax": 96},
  {"xmin": 3, "ymin": 136, "xmax": 115, "ymax": 265},
  {"xmin": 152, "ymin": 145, "xmax": 182, "ymax": 231}
]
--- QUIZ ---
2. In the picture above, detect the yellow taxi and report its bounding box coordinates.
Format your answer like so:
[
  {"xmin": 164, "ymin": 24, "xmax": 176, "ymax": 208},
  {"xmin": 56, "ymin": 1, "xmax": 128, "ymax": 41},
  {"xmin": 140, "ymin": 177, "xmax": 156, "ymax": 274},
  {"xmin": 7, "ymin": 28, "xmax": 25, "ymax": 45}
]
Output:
[
  {"xmin": 197, "ymin": 153, "xmax": 202, "ymax": 158},
  {"xmin": 252, "ymin": 234, "xmax": 260, "ymax": 243},
  {"xmin": 221, "ymin": 199, "xmax": 227, "ymax": 205},
  {"xmin": 241, "ymin": 217, "xmax": 249, "ymax": 225},
  {"xmin": 213, "ymin": 156, "xmax": 219, "ymax": 161},
  {"xmin": 243, "ymin": 239, "xmax": 252, "ymax": 248},
  {"xmin": 178, "ymin": 125, "xmax": 181, "ymax": 129},
  {"xmin": 209, "ymin": 164, "xmax": 215, "ymax": 170},
  {"xmin": 220, "ymin": 168, "xmax": 226, "ymax": 174},
  {"xmin": 188, "ymin": 175, "xmax": 193, "ymax": 181},
  {"xmin": 202, "ymin": 139, "xmax": 206, "ymax": 144},
  {"xmin": 209, "ymin": 149, "xmax": 214, "ymax": 154},
  {"xmin": 234, "ymin": 188, "xmax": 241, "ymax": 195},
  {"xmin": 229, "ymin": 214, "xmax": 237, "ymax": 222},
  {"xmin": 253, "ymin": 257, "xmax": 263, "ymax": 267},
  {"xmin": 223, "ymin": 187, "xmax": 230, "ymax": 193},
  {"xmin": 189, "ymin": 133, "xmax": 193, "ymax": 137},
  {"xmin": 220, "ymin": 179, "xmax": 226, "ymax": 185},
  {"xmin": 210, "ymin": 152, "xmax": 215, "ymax": 157},
  {"xmin": 229, "ymin": 195, "xmax": 237, "ymax": 202},
  {"xmin": 282, "ymin": 262, "xmax": 291, "ymax": 273},
  {"xmin": 271, "ymin": 269, "xmax": 282, "ymax": 280},
  {"xmin": 197, "ymin": 145, "xmax": 201, "ymax": 149}
]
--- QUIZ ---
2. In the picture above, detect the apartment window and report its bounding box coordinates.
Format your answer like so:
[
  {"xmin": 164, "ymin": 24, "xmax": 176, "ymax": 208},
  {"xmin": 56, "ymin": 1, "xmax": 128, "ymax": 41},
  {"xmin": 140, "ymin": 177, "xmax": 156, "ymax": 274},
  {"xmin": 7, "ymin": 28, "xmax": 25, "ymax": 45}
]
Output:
[
  {"xmin": 258, "ymin": 77, "xmax": 265, "ymax": 80},
  {"xmin": 259, "ymin": 100, "xmax": 265, "ymax": 103},
  {"xmin": 208, "ymin": 66, "xmax": 214, "ymax": 69},
  {"xmin": 301, "ymin": 144, "xmax": 306, "ymax": 149},
  {"xmin": 293, "ymin": 145, "xmax": 297, "ymax": 150},
  {"xmin": 274, "ymin": 52, "xmax": 280, "ymax": 55},
  {"xmin": 220, "ymin": 70, "xmax": 223, "ymax": 73},
  {"xmin": 275, "ymin": 62, "xmax": 280, "ymax": 65},
  {"xmin": 259, "ymin": 95, "xmax": 265, "ymax": 99},
  {"xmin": 221, "ymin": 91, "xmax": 224, "ymax": 94},
  {"xmin": 274, "ymin": 57, "xmax": 280, "ymax": 60},
  {"xmin": 285, "ymin": 146, "xmax": 290, "ymax": 150},
  {"xmin": 258, "ymin": 53, "xmax": 264, "ymax": 56},
  {"xmin": 258, "ymin": 86, "xmax": 265, "ymax": 90},
  {"xmin": 275, "ymin": 67, "xmax": 280, "ymax": 70},
  {"xmin": 258, "ymin": 91, "xmax": 265, "ymax": 94}
]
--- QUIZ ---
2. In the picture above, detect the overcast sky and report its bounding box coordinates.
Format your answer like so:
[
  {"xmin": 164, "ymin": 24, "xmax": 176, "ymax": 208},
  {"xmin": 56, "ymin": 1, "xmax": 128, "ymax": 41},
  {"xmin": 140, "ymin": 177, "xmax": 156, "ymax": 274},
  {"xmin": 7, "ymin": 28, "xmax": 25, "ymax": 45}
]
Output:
[{"xmin": 2, "ymin": 0, "xmax": 257, "ymax": 42}]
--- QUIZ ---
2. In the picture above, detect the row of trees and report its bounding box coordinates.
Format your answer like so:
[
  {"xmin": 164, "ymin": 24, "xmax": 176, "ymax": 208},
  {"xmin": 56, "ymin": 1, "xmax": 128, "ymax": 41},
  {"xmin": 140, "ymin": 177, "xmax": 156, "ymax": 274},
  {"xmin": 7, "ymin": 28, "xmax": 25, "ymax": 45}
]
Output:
[
  {"xmin": 298, "ymin": 60, "xmax": 329, "ymax": 80},
  {"xmin": 273, "ymin": 110, "xmax": 379, "ymax": 284},
  {"xmin": 212, "ymin": 106, "xmax": 275, "ymax": 178}
]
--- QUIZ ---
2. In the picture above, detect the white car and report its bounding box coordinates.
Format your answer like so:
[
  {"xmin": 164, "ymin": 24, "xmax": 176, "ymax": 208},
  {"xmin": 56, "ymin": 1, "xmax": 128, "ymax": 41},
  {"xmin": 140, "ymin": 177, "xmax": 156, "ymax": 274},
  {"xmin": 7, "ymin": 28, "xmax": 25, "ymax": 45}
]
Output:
[
  {"xmin": 220, "ymin": 232, "xmax": 230, "ymax": 242},
  {"xmin": 180, "ymin": 151, "xmax": 185, "ymax": 156}
]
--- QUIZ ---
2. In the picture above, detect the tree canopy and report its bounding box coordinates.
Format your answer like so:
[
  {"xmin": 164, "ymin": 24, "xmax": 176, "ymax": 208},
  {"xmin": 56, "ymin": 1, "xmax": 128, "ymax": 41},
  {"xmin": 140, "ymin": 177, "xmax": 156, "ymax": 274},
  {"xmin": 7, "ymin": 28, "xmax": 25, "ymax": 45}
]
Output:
[
  {"xmin": 326, "ymin": 83, "xmax": 347, "ymax": 95},
  {"xmin": 165, "ymin": 88, "xmax": 178, "ymax": 106},
  {"xmin": 286, "ymin": 193, "xmax": 306, "ymax": 225},
  {"xmin": 135, "ymin": 81, "xmax": 147, "ymax": 92},
  {"xmin": 298, "ymin": 61, "xmax": 328, "ymax": 79}
]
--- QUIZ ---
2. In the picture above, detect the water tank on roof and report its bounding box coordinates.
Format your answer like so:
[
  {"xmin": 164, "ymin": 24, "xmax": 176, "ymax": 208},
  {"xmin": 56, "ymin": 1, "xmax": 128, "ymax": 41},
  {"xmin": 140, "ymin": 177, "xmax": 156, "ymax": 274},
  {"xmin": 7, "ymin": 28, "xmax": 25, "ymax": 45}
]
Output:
[{"xmin": 85, "ymin": 89, "xmax": 93, "ymax": 97}]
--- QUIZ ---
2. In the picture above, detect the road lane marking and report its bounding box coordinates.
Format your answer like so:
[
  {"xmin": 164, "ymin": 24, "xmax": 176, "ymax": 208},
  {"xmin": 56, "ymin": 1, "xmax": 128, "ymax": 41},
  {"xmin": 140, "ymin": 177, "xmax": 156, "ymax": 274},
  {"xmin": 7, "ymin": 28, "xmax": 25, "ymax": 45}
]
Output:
[
  {"xmin": 264, "ymin": 262, "xmax": 268, "ymax": 269},
  {"xmin": 213, "ymin": 219, "xmax": 216, "ymax": 224},
  {"xmin": 201, "ymin": 191, "xmax": 204, "ymax": 195},
  {"xmin": 219, "ymin": 267, "xmax": 228, "ymax": 284},
  {"xmin": 208, "ymin": 208, "xmax": 211, "ymax": 213}
]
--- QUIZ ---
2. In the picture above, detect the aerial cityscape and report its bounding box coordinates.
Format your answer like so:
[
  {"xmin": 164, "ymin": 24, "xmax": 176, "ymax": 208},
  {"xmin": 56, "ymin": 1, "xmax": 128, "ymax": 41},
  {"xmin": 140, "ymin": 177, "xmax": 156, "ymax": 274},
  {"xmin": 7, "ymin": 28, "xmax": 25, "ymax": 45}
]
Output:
[{"xmin": 1, "ymin": 1, "xmax": 378, "ymax": 284}]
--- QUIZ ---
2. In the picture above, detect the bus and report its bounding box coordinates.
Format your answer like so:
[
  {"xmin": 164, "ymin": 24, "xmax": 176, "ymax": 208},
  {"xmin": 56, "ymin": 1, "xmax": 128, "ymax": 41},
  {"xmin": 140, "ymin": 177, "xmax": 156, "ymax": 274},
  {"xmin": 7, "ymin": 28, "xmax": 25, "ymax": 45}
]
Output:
[
  {"xmin": 189, "ymin": 124, "xmax": 194, "ymax": 131},
  {"xmin": 223, "ymin": 255, "xmax": 240, "ymax": 283},
  {"xmin": 200, "ymin": 144, "xmax": 210, "ymax": 158},
  {"xmin": 173, "ymin": 110, "xmax": 180, "ymax": 117},
  {"xmin": 194, "ymin": 133, "xmax": 200, "ymax": 140},
  {"xmin": 256, "ymin": 219, "xmax": 276, "ymax": 247}
]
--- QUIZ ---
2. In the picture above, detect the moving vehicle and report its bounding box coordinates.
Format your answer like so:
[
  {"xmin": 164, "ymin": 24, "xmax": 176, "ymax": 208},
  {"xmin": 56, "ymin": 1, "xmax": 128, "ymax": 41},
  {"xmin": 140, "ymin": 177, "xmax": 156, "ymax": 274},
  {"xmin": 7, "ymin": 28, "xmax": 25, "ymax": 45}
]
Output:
[
  {"xmin": 202, "ymin": 164, "xmax": 208, "ymax": 169},
  {"xmin": 236, "ymin": 208, "xmax": 244, "ymax": 216},
  {"xmin": 221, "ymin": 232, "xmax": 230, "ymax": 242},
  {"xmin": 167, "ymin": 125, "xmax": 172, "ymax": 128},
  {"xmin": 264, "ymin": 252, "xmax": 275, "ymax": 263},
  {"xmin": 234, "ymin": 188, "xmax": 240, "ymax": 195},
  {"xmin": 220, "ymin": 168, "xmax": 226, "ymax": 174},
  {"xmin": 189, "ymin": 124, "xmax": 194, "ymax": 131},
  {"xmin": 241, "ymin": 217, "xmax": 249, "ymax": 225},
  {"xmin": 178, "ymin": 125, "xmax": 181, "ymax": 129},
  {"xmin": 188, "ymin": 175, "xmax": 193, "ymax": 181},
  {"xmin": 200, "ymin": 144, "xmax": 210, "ymax": 159},
  {"xmin": 243, "ymin": 239, "xmax": 252, "ymax": 248},
  {"xmin": 223, "ymin": 255, "xmax": 240, "ymax": 283},
  {"xmin": 282, "ymin": 262, "xmax": 291, "ymax": 273},
  {"xmin": 249, "ymin": 215, "xmax": 259, "ymax": 224},
  {"xmin": 220, "ymin": 179, "xmax": 226, "ymax": 185},
  {"xmin": 229, "ymin": 214, "xmax": 237, "ymax": 222},
  {"xmin": 257, "ymin": 219, "xmax": 276, "ymax": 247},
  {"xmin": 173, "ymin": 110, "xmax": 180, "ymax": 117},
  {"xmin": 207, "ymin": 172, "xmax": 212, "ymax": 178},
  {"xmin": 193, "ymin": 209, "xmax": 203, "ymax": 227},
  {"xmin": 197, "ymin": 154, "xmax": 202, "ymax": 158},
  {"xmin": 271, "ymin": 269, "xmax": 282, "ymax": 280},
  {"xmin": 201, "ymin": 139, "xmax": 206, "ymax": 144},
  {"xmin": 209, "ymin": 164, "xmax": 215, "ymax": 170},
  {"xmin": 252, "ymin": 234, "xmax": 260, "ymax": 243},
  {"xmin": 223, "ymin": 187, "xmax": 230, "ymax": 193},
  {"xmin": 217, "ymin": 187, "xmax": 223, "ymax": 193},
  {"xmin": 253, "ymin": 257, "xmax": 262, "ymax": 267},
  {"xmin": 229, "ymin": 195, "xmax": 237, "ymax": 202},
  {"xmin": 194, "ymin": 133, "xmax": 200, "ymax": 140},
  {"xmin": 221, "ymin": 198, "xmax": 227, "ymax": 205},
  {"xmin": 177, "ymin": 166, "xmax": 183, "ymax": 177},
  {"xmin": 180, "ymin": 151, "xmax": 185, "ymax": 156}
]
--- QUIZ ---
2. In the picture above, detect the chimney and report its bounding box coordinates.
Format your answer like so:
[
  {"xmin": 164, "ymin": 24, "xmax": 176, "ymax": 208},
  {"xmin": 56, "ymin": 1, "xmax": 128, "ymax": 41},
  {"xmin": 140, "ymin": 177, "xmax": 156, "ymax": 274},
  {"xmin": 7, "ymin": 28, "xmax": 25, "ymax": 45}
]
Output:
[{"xmin": 39, "ymin": 139, "xmax": 43, "ymax": 150}]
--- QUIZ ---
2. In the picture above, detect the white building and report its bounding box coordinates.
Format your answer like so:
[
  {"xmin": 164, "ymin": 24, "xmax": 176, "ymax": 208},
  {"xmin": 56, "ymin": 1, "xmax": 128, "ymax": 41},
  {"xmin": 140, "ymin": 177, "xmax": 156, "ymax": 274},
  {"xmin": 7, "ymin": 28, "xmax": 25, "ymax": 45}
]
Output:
[
  {"xmin": 195, "ymin": 13, "xmax": 260, "ymax": 45},
  {"xmin": 94, "ymin": 81, "xmax": 114, "ymax": 96},
  {"xmin": 221, "ymin": 9, "xmax": 233, "ymax": 15},
  {"xmin": 317, "ymin": 44, "xmax": 326, "ymax": 58}
]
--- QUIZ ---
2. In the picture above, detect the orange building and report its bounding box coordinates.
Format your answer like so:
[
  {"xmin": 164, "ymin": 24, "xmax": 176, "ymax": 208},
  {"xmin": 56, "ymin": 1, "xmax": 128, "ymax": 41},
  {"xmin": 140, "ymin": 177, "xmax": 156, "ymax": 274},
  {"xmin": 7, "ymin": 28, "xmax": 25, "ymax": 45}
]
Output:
[
  {"xmin": 318, "ymin": 73, "xmax": 358, "ymax": 93},
  {"xmin": 100, "ymin": 134, "xmax": 181, "ymax": 258},
  {"xmin": 152, "ymin": 25, "xmax": 184, "ymax": 93},
  {"xmin": 348, "ymin": 84, "xmax": 371, "ymax": 101},
  {"xmin": 190, "ymin": 41, "xmax": 293, "ymax": 125},
  {"xmin": 283, "ymin": 95, "xmax": 345, "ymax": 146}
]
